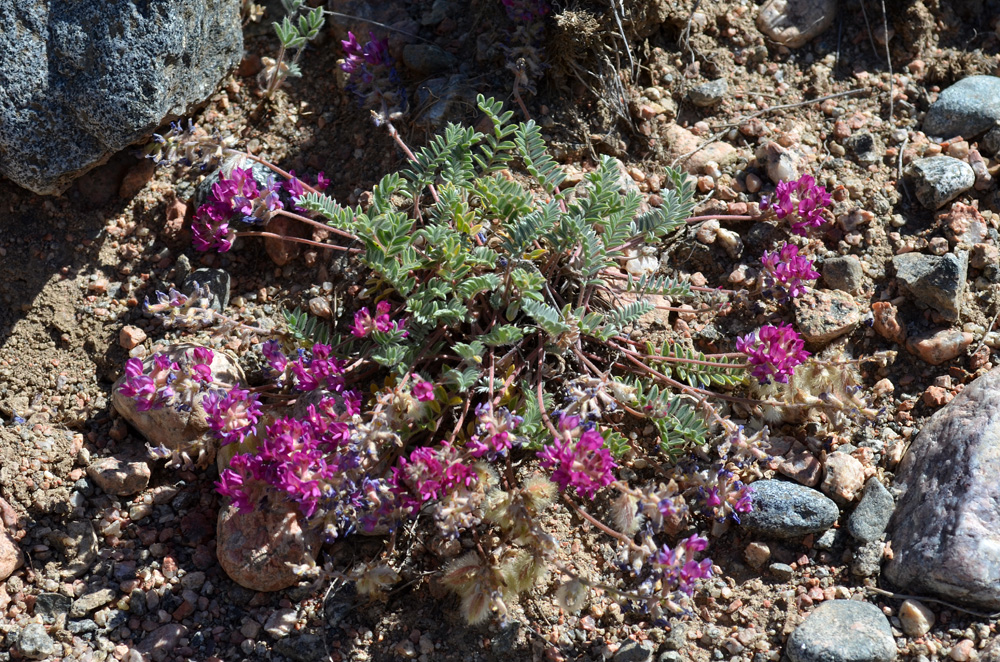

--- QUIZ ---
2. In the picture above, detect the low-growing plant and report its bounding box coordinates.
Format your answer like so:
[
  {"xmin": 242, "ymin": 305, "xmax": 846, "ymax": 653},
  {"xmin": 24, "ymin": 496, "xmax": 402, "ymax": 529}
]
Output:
[
  {"xmin": 260, "ymin": 0, "xmax": 326, "ymax": 99},
  {"xmin": 131, "ymin": 96, "xmax": 872, "ymax": 627}
]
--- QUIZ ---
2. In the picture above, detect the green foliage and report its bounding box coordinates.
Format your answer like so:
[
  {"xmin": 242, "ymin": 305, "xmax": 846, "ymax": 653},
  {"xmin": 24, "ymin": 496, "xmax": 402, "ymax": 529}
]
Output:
[
  {"xmin": 646, "ymin": 341, "xmax": 746, "ymax": 389},
  {"xmin": 625, "ymin": 378, "xmax": 711, "ymax": 457},
  {"xmin": 283, "ymin": 306, "xmax": 330, "ymax": 347},
  {"xmin": 300, "ymin": 94, "xmax": 730, "ymax": 466}
]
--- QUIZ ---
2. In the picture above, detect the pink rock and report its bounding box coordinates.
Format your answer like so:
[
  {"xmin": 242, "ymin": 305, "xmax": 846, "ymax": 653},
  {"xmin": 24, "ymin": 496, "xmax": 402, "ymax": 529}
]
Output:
[
  {"xmin": 137, "ymin": 624, "xmax": 188, "ymax": 662},
  {"xmin": 922, "ymin": 385, "xmax": 953, "ymax": 407},
  {"xmin": 119, "ymin": 325, "xmax": 147, "ymax": 350},
  {"xmin": 942, "ymin": 202, "xmax": 987, "ymax": 248},
  {"xmin": 757, "ymin": 0, "xmax": 837, "ymax": 49},
  {"xmin": 217, "ymin": 496, "xmax": 320, "ymax": 592},
  {"xmin": 87, "ymin": 457, "xmax": 151, "ymax": 496},
  {"xmin": 111, "ymin": 344, "xmax": 244, "ymax": 468},
  {"xmin": 906, "ymin": 329, "xmax": 974, "ymax": 365},
  {"xmin": 871, "ymin": 301, "xmax": 907, "ymax": 345},
  {"xmin": 686, "ymin": 142, "xmax": 738, "ymax": 175},
  {"xmin": 821, "ymin": 452, "xmax": 865, "ymax": 504},
  {"xmin": 794, "ymin": 290, "xmax": 861, "ymax": 344},
  {"xmin": 264, "ymin": 215, "xmax": 304, "ymax": 266},
  {"xmin": 0, "ymin": 530, "xmax": 23, "ymax": 582},
  {"xmin": 778, "ymin": 441, "xmax": 822, "ymax": 487}
]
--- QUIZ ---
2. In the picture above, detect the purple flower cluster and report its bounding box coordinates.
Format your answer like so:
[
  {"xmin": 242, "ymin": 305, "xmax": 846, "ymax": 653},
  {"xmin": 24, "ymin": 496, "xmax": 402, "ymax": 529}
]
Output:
[
  {"xmin": 651, "ymin": 535, "xmax": 713, "ymax": 596},
  {"xmin": 191, "ymin": 166, "xmax": 287, "ymax": 252},
  {"xmin": 467, "ymin": 403, "xmax": 523, "ymax": 459},
  {"xmin": 412, "ymin": 377, "xmax": 435, "ymax": 403},
  {"xmin": 389, "ymin": 443, "xmax": 478, "ymax": 514},
  {"xmin": 736, "ymin": 323, "xmax": 810, "ymax": 385},
  {"xmin": 351, "ymin": 301, "xmax": 407, "ymax": 338},
  {"xmin": 118, "ymin": 348, "xmax": 217, "ymax": 412},
  {"xmin": 203, "ymin": 388, "xmax": 262, "ymax": 446},
  {"xmin": 501, "ymin": 0, "xmax": 549, "ymax": 22},
  {"xmin": 537, "ymin": 418, "xmax": 617, "ymax": 499},
  {"xmin": 340, "ymin": 32, "xmax": 406, "ymax": 119},
  {"xmin": 760, "ymin": 243, "xmax": 820, "ymax": 300},
  {"xmin": 762, "ymin": 174, "xmax": 832, "ymax": 236},
  {"xmin": 216, "ymin": 393, "xmax": 378, "ymax": 527},
  {"xmin": 119, "ymin": 355, "xmax": 179, "ymax": 411},
  {"xmin": 700, "ymin": 470, "xmax": 754, "ymax": 523},
  {"xmin": 262, "ymin": 340, "xmax": 346, "ymax": 393}
]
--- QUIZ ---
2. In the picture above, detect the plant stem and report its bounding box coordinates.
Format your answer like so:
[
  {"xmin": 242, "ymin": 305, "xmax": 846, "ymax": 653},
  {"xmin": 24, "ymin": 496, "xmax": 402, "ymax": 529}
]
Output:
[
  {"xmin": 274, "ymin": 209, "xmax": 359, "ymax": 242},
  {"xmin": 235, "ymin": 231, "xmax": 362, "ymax": 253}
]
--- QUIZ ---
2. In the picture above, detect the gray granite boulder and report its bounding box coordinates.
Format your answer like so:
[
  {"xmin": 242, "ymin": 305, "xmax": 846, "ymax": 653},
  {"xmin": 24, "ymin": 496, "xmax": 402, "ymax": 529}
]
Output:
[
  {"xmin": 0, "ymin": 0, "xmax": 242, "ymax": 195},
  {"xmin": 885, "ymin": 366, "xmax": 1000, "ymax": 609},
  {"xmin": 741, "ymin": 479, "xmax": 839, "ymax": 539},
  {"xmin": 905, "ymin": 156, "xmax": 975, "ymax": 210},
  {"xmin": 892, "ymin": 251, "xmax": 968, "ymax": 322},
  {"xmin": 923, "ymin": 75, "xmax": 1000, "ymax": 140},
  {"xmin": 787, "ymin": 600, "xmax": 896, "ymax": 662}
]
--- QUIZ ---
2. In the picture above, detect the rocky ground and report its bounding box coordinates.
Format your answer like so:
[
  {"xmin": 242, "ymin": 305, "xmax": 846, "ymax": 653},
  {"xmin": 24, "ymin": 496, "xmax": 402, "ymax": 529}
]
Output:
[{"xmin": 4, "ymin": 0, "xmax": 1000, "ymax": 661}]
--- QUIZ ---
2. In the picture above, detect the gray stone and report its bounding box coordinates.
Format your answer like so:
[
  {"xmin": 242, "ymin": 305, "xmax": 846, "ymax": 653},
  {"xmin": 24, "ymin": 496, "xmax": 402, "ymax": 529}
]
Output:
[
  {"xmin": 786, "ymin": 600, "xmax": 896, "ymax": 662},
  {"xmin": 61, "ymin": 520, "xmax": 98, "ymax": 580},
  {"xmin": 17, "ymin": 623, "xmax": 56, "ymax": 659},
  {"xmin": 885, "ymin": 367, "xmax": 1000, "ymax": 609},
  {"xmin": 769, "ymin": 562, "xmax": 794, "ymax": 581},
  {"xmin": 923, "ymin": 75, "xmax": 1000, "ymax": 140},
  {"xmin": 34, "ymin": 592, "xmax": 71, "ymax": 624},
  {"xmin": 892, "ymin": 251, "xmax": 967, "ymax": 321},
  {"xmin": 615, "ymin": 640, "xmax": 655, "ymax": 662},
  {"xmin": 982, "ymin": 126, "xmax": 1000, "ymax": 157},
  {"xmin": 741, "ymin": 480, "xmax": 840, "ymax": 539},
  {"xmin": 851, "ymin": 540, "xmax": 885, "ymax": 577},
  {"xmin": 906, "ymin": 156, "xmax": 975, "ymax": 210},
  {"xmin": 137, "ymin": 624, "xmax": 188, "ymax": 662},
  {"xmin": 71, "ymin": 587, "xmax": 115, "ymax": 617},
  {"xmin": 821, "ymin": 255, "xmax": 864, "ymax": 292},
  {"xmin": 402, "ymin": 44, "xmax": 458, "ymax": 75},
  {"xmin": 843, "ymin": 131, "xmax": 884, "ymax": 165},
  {"xmin": 273, "ymin": 633, "xmax": 327, "ymax": 662},
  {"xmin": 756, "ymin": 0, "xmax": 837, "ymax": 48},
  {"xmin": 183, "ymin": 268, "xmax": 231, "ymax": 313},
  {"xmin": 814, "ymin": 528, "xmax": 842, "ymax": 551},
  {"xmin": 689, "ymin": 79, "xmax": 728, "ymax": 107},
  {"xmin": 0, "ymin": 0, "xmax": 243, "ymax": 195},
  {"xmin": 847, "ymin": 478, "xmax": 895, "ymax": 543},
  {"xmin": 67, "ymin": 619, "xmax": 98, "ymax": 635}
]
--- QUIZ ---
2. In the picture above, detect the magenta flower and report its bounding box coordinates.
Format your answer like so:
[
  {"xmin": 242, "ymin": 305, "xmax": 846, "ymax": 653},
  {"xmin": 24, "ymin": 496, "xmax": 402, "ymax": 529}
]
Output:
[
  {"xmin": 651, "ymin": 534, "xmax": 713, "ymax": 596},
  {"xmin": 118, "ymin": 354, "xmax": 179, "ymax": 411},
  {"xmin": 189, "ymin": 347, "xmax": 214, "ymax": 383},
  {"xmin": 537, "ymin": 427, "xmax": 617, "ymax": 499},
  {"xmin": 203, "ymin": 388, "xmax": 262, "ymax": 445},
  {"xmin": 216, "ymin": 455, "xmax": 255, "ymax": 512},
  {"xmin": 389, "ymin": 443, "xmax": 477, "ymax": 513},
  {"xmin": 467, "ymin": 403, "xmax": 523, "ymax": 458},
  {"xmin": 762, "ymin": 174, "xmax": 832, "ymax": 236},
  {"xmin": 261, "ymin": 339, "xmax": 288, "ymax": 373},
  {"xmin": 735, "ymin": 323, "xmax": 809, "ymax": 384},
  {"xmin": 289, "ymin": 343, "xmax": 345, "ymax": 392},
  {"xmin": 351, "ymin": 301, "xmax": 406, "ymax": 338},
  {"xmin": 760, "ymin": 243, "xmax": 820, "ymax": 300},
  {"xmin": 316, "ymin": 172, "xmax": 330, "ymax": 191},
  {"xmin": 191, "ymin": 204, "xmax": 233, "ymax": 252},
  {"xmin": 412, "ymin": 378, "xmax": 435, "ymax": 402}
]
